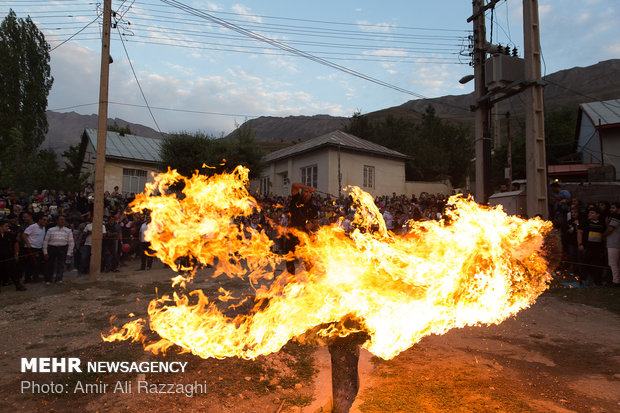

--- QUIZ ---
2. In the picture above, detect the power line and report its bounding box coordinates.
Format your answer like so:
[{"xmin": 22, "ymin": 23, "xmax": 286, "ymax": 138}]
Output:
[
  {"xmin": 133, "ymin": 0, "xmax": 471, "ymax": 33},
  {"xmin": 115, "ymin": 25, "xmax": 163, "ymax": 136},
  {"xmin": 49, "ymin": 101, "xmax": 262, "ymax": 119},
  {"xmin": 50, "ymin": 13, "xmax": 100, "ymax": 51},
  {"xmin": 160, "ymin": 0, "xmax": 435, "ymax": 102}
]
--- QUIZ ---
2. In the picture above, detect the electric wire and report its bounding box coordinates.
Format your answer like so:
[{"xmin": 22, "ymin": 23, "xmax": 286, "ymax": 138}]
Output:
[
  {"xmin": 50, "ymin": 13, "xmax": 100, "ymax": 51},
  {"xmin": 115, "ymin": 25, "xmax": 163, "ymax": 136},
  {"xmin": 159, "ymin": 0, "xmax": 470, "ymax": 112}
]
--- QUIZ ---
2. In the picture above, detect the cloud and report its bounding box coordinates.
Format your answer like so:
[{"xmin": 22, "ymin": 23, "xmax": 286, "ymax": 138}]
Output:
[
  {"xmin": 356, "ymin": 20, "xmax": 394, "ymax": 33},
  {"xmin": 231, "ymin": 4, "xmax": 262, "ymax": 23}
]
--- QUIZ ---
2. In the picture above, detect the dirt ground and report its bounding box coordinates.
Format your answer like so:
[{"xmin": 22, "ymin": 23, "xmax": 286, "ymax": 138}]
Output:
[{"xmin": 1, "ymin": 259, "xmax": 619, "ymax": 413}]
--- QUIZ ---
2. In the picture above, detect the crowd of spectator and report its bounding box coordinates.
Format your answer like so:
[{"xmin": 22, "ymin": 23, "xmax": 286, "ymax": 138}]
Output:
[
  {"xmin": 548, "ymin": 182, "xmax": 620, "ymax": 287},
  {"xmin": 0, "ymin": 185, "xmax": 154, "ymax": 292},
  {"xmin": 1, "ymin": 181, "xmax": 618, "ymax": 293}
]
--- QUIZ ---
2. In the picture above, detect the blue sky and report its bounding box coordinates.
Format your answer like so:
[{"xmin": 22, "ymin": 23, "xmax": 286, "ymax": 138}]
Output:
[{"xmin": 2, "ymin": 0, "xmax": 619, "ymax": 136}]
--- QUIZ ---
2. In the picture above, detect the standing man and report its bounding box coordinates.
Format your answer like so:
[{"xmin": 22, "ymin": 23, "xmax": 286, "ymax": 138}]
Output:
[
  {"xmin": 137, "ymin": 214, "xmax": 154, "ymax": 271},
  {"xmin": 285, "ymin": 183, "xmax": 319, "ymax": 275},
  {"xmin": 578, "ymin": 207, "xmax": 606, "ymax": 286},
  {"xmin": 103, "ymin": 215, "xmax": 122, "ymax": 272},
  {"xmin": 79, "ymin": 215, "xmax": 106, "ymax": 275},
  {"xmin": 43, "ymin": 215, "xmax": 74, "ymax": 285},
  {"xmin": 605, "ymin": 202, "xmax": 620, "ymax": 287},
  {"xmin": 23, "ymin": 213, "xmax": 47, "ymax": 283},
  {"xmin": 0, "ymin": 219, "xmax": 27, "ymax": 291}
]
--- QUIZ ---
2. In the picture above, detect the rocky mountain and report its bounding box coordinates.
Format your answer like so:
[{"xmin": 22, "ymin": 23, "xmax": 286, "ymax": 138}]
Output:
[
  {"xmin": 43, "ymin": 59, "xmax": 620, "ymax": 155},
  {"xmin": 400, "ymin": 58, "xmax": 620, "ymax": 120}
]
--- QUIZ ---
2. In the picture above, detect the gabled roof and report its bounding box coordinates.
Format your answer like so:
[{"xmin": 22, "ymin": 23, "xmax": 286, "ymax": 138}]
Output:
[
  {"xmin": 264, "ymin": 130, "xmax": 411, "ymax": 162},
  {"xmin": 579, "ymin": 99, "xmax": 620, "ymax": 128},
  {"xmin": 83, "ymin": 128, "xmax": 161, "ymax": 163}
]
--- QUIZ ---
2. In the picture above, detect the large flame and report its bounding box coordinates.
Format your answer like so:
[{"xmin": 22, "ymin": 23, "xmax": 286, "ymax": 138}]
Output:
[{"xmin": 104, "ymin": 166, "xmax": 552, "ymax": 360}]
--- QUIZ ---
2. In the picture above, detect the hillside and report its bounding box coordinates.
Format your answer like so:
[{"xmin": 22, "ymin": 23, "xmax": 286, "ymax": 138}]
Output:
[
  {"xmin": 42, "ymin": 59, "xmax": 620, "ymax": 155},
  {"xmin": 400, "ymin": 58, "xmax": 620, "ymax": 119}
]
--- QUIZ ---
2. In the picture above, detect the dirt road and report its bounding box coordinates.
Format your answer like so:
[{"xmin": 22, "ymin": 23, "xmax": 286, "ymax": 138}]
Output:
[{"xmin": 1, "ymin": 261, "xmax": 619, "ymax": 412}]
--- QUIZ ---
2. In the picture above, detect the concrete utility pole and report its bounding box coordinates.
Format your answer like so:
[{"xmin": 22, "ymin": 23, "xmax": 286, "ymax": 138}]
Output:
[
  {"xmin": 90, "ymin": 0, "xmax": 112, "ymax": 278},
  {"xmin": 470, "ymin": 0, "xmax": 492, "ymax": 204},
  {"xmin": 523, "ymin": 0, "xmax": 548, "ymax": 218}
]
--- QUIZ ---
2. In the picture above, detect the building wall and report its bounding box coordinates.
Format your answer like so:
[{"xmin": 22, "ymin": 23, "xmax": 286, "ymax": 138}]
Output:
[
  {"xmin": 601, "ymin": 128, "xmax": 620, "ymax": 180},
  {"xmin": 577, "ymin": 112, "xmax": 600, "ymax": 164},
  {"xmin": 329, "ymin": 150, "xmax": 406, "ymax": 197},
  {"xmin": 577, "ymin": 113, "xmax": 620, "ymax": 180},
  {"xmin": 255, "ymin": 148, "xmax": 409, "ymax": 197},
  {"xmin": 81, "ymin": 140, "xmax": 159, "ymax": 194}
]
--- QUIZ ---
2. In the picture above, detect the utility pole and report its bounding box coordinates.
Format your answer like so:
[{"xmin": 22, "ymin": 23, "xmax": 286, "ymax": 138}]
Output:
[
  {"xmin": 523, "ymin": 0, "xmax": 548, "ymax": 218},
  {"xmin": 90, "ymin": 0, "xmax": 112, "ymax": 278},
  {"xmin": 470, "ymin": 0, "xmax": 493, "ymax": 204},
  {"xmin": 506, "ymin": 112, "xmax": 512, "ymax": 184}
]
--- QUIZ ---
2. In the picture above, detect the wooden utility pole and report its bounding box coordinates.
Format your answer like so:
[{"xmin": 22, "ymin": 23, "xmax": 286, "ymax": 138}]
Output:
[
  {"xmin": 471, "ymin": 0, "xmax": 492, "ymax": 204},
  {"xmin": 523, "ymin": 0, "xmax": 548, "ymax": 219},
  {"xmin": 90, "ymin": 0, "xmax": 112, "ymax": 278}
]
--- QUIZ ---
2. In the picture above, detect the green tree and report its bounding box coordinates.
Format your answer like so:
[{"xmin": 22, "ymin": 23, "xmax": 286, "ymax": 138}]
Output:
[
  {"xmin": 0, "ymin": 10, "xmax": 53, "ymax": 159},
  {"xmin": 107, "ymin": 121, "xmax": 132, "ymax": 135},
  {"xmin": 545, "ymin": 106, "xmax": 578, "ymax": 164},
  {"xmin": 224, "ymin": 125, "xmax": 265, "ymax": 179},
  {"xmin": 159, "ymin": 131, "xmax": 223, "ymax": 177},
  {"xmin": 60, "ymin": 142, "xmax": 90, "ymax": 192},
  {"xmin": 160, "ymin": 127, "xmax": 265, "ymax": 179},
  {"xmin": 344, "ymin": 106, "xmax": 473, "ymax": 187}
]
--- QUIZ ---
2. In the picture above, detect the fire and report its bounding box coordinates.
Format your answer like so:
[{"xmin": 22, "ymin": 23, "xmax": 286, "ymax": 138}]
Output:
[{"xmin": 103, "ymin": 166, "xmax": 552, "ymax": 360}]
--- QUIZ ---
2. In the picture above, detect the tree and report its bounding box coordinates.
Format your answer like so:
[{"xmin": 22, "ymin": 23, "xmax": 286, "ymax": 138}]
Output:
[
  {"xmin": 108, "ymin": 121, "xmax": 132, "ymax": 136},
  {"xmin": 0, "ymin": 10, "xmax": 53, "ymax": 156},
  {"xmin": 159, "ymin": 132, "xmax": 222, "ymax": 177},
  {"xmin": 159, "ymin": 128, "xmax": 265, "ymax": 179},
  {"xmin": 343, "ymin": 106, "xmax": 473, "ymax": 187}
]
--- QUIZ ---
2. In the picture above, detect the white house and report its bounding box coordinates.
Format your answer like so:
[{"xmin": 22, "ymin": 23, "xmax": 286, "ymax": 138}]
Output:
[
  {"xmin": 575, "ymin": 99, "xmax": 620, "ymax": 180},
  {"xmin": 256, "ymin": 130, "xmax": 451, "ymax": 197},
  {"xmin": 79, "ymin": 128, "xmax": 162, "ymax": 194}
]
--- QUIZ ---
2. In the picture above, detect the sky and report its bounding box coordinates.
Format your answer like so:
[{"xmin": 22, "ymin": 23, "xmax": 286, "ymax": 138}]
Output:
[{"xmin": 2, "ymin": 0, "xmax": 619, "ymax": 137}]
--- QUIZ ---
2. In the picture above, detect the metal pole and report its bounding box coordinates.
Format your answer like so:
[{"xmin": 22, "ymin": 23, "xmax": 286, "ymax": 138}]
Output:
[
  {"xmin": 90, "ymin": 0, "xmax": 112, "ymax": 278},
  {"xmin": 523, "ymin": 0, "xmax": 548, "ymax": 219},
  {"xmin": 506, "ymin": 112, "xmax": 512, "ymax": 184},
  {"xmin": 472, "ymin": 0, "xmax": 491, "ymax": 204}
]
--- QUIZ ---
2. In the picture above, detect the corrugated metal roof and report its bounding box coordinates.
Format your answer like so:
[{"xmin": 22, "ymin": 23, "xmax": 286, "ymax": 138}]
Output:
[
  {"xmin": 580, "ymin": 99, "xmax": 620, "ymax": 127},
  {"xmin": 264, "ymin": 130, "xmax": 410, "ymax": 162},
  {"xmin": 84, "ymin": 128, "xmax": 161, "ymax": 163}
]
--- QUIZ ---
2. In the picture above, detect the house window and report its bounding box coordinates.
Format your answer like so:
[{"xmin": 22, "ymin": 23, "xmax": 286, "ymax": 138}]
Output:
[
  {"xmin": 260, "ymin": 177, "xmax": 271, "ymax": 195},
  {"xmin": 363, "ymin": 165, "xmax": 375, "ymax": 188},
  {"xmin": 122, "ymin": 168, "xmax": 148, "ymax": 194},
  {"xmin": 301, "ymin": 165, "xmax": 318, "ymax": 188}
]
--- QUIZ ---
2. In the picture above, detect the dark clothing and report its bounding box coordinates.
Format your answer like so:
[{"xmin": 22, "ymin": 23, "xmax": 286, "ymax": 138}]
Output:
[
  {"xmin": 0, "ymin": 231, "xmax": 23, "ymax": 289},
  {"xmin": 579, "ymin": 219, "xmax": 606, "ymax": 285},
  {"xmin": 103, "ymin": 222, "xmax": 122, "ymax": 271},
  {"xmin": 24, "ymin": 248, "xmax": 45, "ymax": 282},
  {"xmin": 288, "ymin": 193, "xmax": 319, "ymax": 231},
  {"xmin": 139, "ymin": 241, "xmax": 154, "ymax": 270},
  {"xmin": 285, "ymin": 193, "xmax": 319, "ymax": 274},
  {"xmin": 46, "ymin": 244, "xmax": 68, "ymax": 282}
]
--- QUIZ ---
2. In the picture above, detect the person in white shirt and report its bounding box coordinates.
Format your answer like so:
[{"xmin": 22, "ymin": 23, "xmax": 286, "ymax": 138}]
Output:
[
  {"xmin": 78, "ymin": 216, "xmax": 106, "ymax": 275},
  {"xmin": 43, "ymin": 215, "xmax": 74, "ymax": 285},
  {"xmin": 22, "ymin": 214, "xmax": 48, "ymax": 283},
  {"xmin": 138, "ymin": 215, "xmax": 153, "ymax": 270}
]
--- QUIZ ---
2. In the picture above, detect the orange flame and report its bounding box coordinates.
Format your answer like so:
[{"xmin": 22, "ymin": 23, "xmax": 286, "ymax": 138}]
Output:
[{"xmin": 103, "ymin": 166, "xmax": 552, "ymax": 360}]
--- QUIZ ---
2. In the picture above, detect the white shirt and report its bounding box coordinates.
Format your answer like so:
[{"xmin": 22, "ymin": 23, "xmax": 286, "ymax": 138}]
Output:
[
  {"xmin": 83, "ymin": 223, "xmax": 106, "ymax": 246},
  {"xmin": 139, "ymin": 222, "xmax": 150, "ymax": 243},
  {"xmin": 43, "ymin": 226, "xmax": 75, "ymax": 256},
  {"xmin": 24, "ymin": 223, "xmax": 46, "ymax": 249}
]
